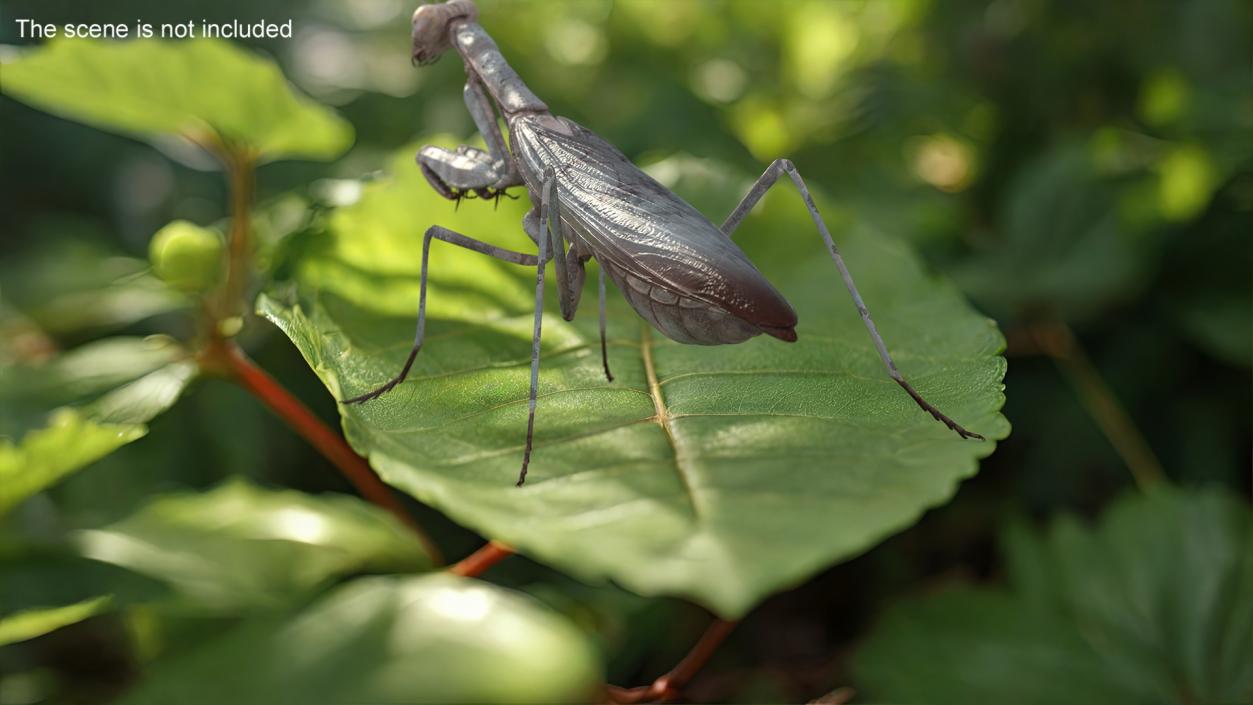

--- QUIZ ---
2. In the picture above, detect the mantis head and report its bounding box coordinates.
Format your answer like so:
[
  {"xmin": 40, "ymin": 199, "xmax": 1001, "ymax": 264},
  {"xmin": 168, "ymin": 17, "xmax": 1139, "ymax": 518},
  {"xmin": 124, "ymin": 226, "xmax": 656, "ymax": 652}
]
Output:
[{"xmin": 411, "ymin": 0, "xmax": 478, "ymax": 66}]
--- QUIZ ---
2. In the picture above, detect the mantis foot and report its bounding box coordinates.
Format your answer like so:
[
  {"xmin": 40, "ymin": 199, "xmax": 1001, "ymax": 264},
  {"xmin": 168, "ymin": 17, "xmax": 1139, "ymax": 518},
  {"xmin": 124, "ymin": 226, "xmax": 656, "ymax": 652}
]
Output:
[
  {"xmin": 894, "ymin": 378, "xmax": 985, "ymax": 440},
  {"xmin": 341, "ymin": 377, "xmax": 404, "ymax": 404},
  {"xmin": 448, "ymin": 187, "xmax": 519, "ymax": 210}
]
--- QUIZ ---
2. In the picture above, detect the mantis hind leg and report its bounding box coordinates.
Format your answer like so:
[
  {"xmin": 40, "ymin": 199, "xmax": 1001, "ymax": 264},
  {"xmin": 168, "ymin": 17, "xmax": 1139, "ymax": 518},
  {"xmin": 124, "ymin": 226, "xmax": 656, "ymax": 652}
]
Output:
[{"xmin": 720, "ymin": 159, "xmax": 983, "ymax": 441}]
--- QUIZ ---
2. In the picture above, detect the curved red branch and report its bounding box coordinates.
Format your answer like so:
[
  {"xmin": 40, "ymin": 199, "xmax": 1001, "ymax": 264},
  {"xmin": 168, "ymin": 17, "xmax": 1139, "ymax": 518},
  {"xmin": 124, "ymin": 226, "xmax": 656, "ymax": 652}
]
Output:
[
  {"xmin": 448, "ymin": 541, "xmax": 514, "ymax": 577},
  {"xmin": 214, "ymin": 340, "xmax": 444, "ymax": 564},
  {"xmin": 607, "ymin": 619, "xmax": 738, "ymax": 703}
]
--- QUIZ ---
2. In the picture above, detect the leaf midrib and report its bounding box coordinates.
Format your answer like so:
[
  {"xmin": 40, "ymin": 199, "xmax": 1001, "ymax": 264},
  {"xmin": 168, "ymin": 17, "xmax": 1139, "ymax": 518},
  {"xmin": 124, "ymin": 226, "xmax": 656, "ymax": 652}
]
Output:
[{"xmin": 640, "ymin": 326, "xmax": 705, "ymax": 521}]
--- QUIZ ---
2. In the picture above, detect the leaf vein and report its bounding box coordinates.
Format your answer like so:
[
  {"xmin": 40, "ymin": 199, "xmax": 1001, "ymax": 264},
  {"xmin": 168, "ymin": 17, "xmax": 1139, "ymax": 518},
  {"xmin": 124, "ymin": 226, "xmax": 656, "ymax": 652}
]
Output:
[{"xmin": 641, "ymin": 326, "xmax": 705, "ymax": 521}]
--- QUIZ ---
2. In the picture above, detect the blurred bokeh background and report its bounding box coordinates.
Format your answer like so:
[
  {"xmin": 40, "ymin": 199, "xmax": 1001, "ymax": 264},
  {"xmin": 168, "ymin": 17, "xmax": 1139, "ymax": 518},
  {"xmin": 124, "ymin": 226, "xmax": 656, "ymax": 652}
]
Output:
[{"xmin": 1, "ymin": 0, "xmax": 1249, "ymax": 703}]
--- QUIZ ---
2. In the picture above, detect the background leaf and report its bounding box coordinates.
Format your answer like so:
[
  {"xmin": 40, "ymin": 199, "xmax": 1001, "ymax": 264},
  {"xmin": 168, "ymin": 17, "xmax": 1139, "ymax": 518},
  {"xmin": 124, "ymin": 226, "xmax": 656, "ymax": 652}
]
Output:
[
  {"xmin": 852, "ymin": 486, "xmax": 1253, "ymax": 705},
  {"xmin": 0, "ymin": 596, "xmax": 112, "ymax": 647},
  {"xmin": 75, "ymin": 478, "xmax": 434, "ymax": 611},
  {"xmin": 0, "ymin": 538, "xmax": 169, "ymax": 647},
  {"xmin": 0, "ymin": 336, "xmax": 195, "ymax": 515},
  {"xmin": 0, "ymin": 409, "xmax": 146, "ymax": 517},
  {"xmin": 952, "ymin": 142, "xmax": 1160, "ymax": 321},
  {"xmin": 0, "ymin": 236, "xmax": 186, "ymax": 338},
  {"xmin": 261, "ymin": 144, "xmax": 1008, "ymax": 617},
  {"xmin": 116, "ymin": 574, "xmax": 602, "ymax": 705},
  {"xmin": 0, "ymin": 38, "xmax": 352, "ymax": 162}
]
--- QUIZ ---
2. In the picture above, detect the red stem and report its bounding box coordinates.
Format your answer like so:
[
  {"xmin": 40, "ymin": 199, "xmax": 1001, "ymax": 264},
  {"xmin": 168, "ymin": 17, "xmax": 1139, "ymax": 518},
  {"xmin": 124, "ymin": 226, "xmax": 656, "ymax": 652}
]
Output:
[
  {"xmin": 448, "ymin": 541, "xmax": 514, "ymax": 577},
  {"xmin": 221, "ymin": 152, "xmax": 255, "ymax": 321},
  {"xmin": 216, "ymin": 340, "xmax": 443, "ymax": 564},
  {"xmin": 607, "ymin": 619, "xmax": 738, "ymax": 703}
]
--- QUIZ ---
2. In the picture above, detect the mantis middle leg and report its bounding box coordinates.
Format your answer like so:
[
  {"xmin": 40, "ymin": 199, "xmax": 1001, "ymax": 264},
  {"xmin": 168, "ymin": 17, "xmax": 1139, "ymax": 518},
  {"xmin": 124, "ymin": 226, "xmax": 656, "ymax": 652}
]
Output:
[
  {"xmin": 340, "ymin": 225, "xmax": 540, "ymax": 405},
  {"xmin": 343, "ymin": 173, "xmax": 602, "ymax": 484},
  {"xmin": 340, "ymin": 213, "xmax": 552, "ymax": 485},
  {"xmin": 720, "ymin": 158, "xmax": 983, "ymax": 441},
  {"xmin": 522, "ymin": 192, "xmax": 615, "ymax": 383}
]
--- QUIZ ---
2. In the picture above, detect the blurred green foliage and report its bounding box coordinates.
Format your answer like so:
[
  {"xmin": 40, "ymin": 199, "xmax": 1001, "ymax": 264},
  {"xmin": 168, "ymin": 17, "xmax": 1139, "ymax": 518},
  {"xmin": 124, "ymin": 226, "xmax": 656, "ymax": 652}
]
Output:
[
  {"xmin": 116, "ymin": 575, "xmax": 603, "ymax": 705},
  {"xmin": 75, "ymin": 478, "xmax": 435, "ymax": 611},
  {"xmin": 0, "ymin": 0, "xmax": 1249, "ymax": 703},
  {"xmin": 854, "ymin": 486, "xmax": 1253, "ymax": 705}
]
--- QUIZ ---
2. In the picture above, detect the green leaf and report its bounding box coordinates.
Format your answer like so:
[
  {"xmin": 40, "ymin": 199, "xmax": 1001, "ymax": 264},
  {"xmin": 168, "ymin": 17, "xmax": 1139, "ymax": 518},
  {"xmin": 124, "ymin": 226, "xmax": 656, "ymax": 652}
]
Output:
[
  {"xmin": 1172, "ymin": 294, "xmax": 1252, "ymax": 367},
  {"xmin": 261, "ymin": 144, "xmax": 1008, "ymax": 617},
  {"xmin": 76, "ymin": 478, "xmax": 434, "ymax": 611},
  {"xmin": 852, "ymin": 486, "xmax": 1253, "ymax": 705},
  {"xmin": 953, "ymin": 143, "xmax": 1161, "ymax": 321},
  {"xmin": 0, "ymin": 409, "xmax": 145, "ymax": 516},
  {"xmin": 116, "ymin": 574, "xmax": 602, "ymax": 705},
  {"xmin": 0, "ymin": 540, "xmax": 170, "ymax": 616},
  {"xmin": 0, "ymin": 235, "xmax": 186, "ymax": 337},
  {"xmin": 1164, "ymin": 204, "xmax": 1252, "ymax": 368},
  {"xmin": 0, "ymin": 596, "xmax": 112, "ymax": 647},
  {"xmin": 0, "ymin": 537, "xmax": 170, "ymax": 647},
  {"xmin": 0, "ymin": 38, "xmax": 352, "ymax": 162},
  {"xmin": 0, "ymin": 336, "xmax": 196, "ymax": 515}
]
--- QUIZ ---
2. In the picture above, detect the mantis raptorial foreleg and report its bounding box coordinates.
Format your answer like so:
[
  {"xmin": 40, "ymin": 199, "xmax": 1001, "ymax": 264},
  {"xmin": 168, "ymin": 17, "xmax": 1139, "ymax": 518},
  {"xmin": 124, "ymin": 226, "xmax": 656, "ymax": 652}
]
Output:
[
  {"xmin": 417, "ymin": 75, "xmax": 522, "ymax": 201},
  {"xmin": 463, "ymin": 73, "xmax": 517, "ymax": 180},
  {"xmin": 720, "ymin": 158, "xmax": 984, "ymax": 440}
]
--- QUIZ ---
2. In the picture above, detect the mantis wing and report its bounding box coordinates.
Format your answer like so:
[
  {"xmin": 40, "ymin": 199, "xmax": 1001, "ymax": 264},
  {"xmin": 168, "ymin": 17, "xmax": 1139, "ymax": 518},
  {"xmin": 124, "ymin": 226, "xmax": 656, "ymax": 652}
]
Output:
[{"xmin": 511, "ymin": 114, "xmax": 797, "ymax": 337}]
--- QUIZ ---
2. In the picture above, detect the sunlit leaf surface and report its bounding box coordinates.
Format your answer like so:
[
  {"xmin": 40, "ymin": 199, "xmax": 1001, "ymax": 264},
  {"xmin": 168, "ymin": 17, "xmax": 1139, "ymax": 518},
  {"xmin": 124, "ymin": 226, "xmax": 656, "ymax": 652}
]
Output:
[
  {"xmin": 76, "ymin": 478, "xmax": 434, "ymax": 611},
  {"xmin": 0, "ymin": 336, "xmax": 195, "ymax": 515},
  {"xmin": 261, "ymin": 145, "xmax": 1007, "ymax": 617},
  {"xmin": 853, "ymin": 487, "xmax": 1253, "ymax": 705},
  {"xmin": 117, "ymin": 574, "xmax": 602, "ymax": 705},
  {"xmin": 1, "ymin": 39, "xmax": 352, "ymax": 162}
]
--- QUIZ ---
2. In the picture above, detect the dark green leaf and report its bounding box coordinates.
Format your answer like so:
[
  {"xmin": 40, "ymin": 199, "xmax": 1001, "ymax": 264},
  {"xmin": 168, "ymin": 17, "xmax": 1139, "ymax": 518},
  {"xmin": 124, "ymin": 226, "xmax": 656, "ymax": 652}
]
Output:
[
  {"xmin": 0, "ymin": 538, "xmax": 170, "ymax": 647},
  {"xmin": 0, "ymin": 336, "xmax": 195, "ymax": 515},
  {"xmin": 0, "ymin": 236, "xmax": 186, "ymax": 337},
  {"xmin": 953, "ymin": 143, "xmax": 1160, "ymax": 321},
  {"xmin": 852, "ymin": 486, "xmax": 1253, "ymax": 705},
  {"xmin": 1164, "ymin": 202, "xmax": 1252, "ymax": 368},
  {"xmin": 117, "ymin": 574, "xmax": 602, "ymax": 705}
]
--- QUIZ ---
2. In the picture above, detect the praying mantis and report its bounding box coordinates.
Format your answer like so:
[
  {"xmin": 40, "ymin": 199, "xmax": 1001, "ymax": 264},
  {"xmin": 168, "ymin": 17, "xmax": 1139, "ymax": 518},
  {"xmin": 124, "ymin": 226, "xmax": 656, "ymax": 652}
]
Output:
[{"xmin": 343, "ymin": 0, "xmax": 984, "ymax": 485}]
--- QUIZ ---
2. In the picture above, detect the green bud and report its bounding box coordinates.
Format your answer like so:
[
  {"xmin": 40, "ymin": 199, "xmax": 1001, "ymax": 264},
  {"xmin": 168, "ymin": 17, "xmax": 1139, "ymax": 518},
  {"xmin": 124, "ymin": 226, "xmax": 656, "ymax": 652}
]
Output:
[{"xmin": 149, "ymin": 221, "xmax": 224, "ymax": 293}]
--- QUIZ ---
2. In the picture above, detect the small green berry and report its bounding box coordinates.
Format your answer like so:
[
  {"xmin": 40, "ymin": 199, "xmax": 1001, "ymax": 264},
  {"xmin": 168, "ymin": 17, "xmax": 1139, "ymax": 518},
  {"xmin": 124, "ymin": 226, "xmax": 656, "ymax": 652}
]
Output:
[{"xmin": 149, "ymin": 221, "xmax": 224, "ymax": 293}]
